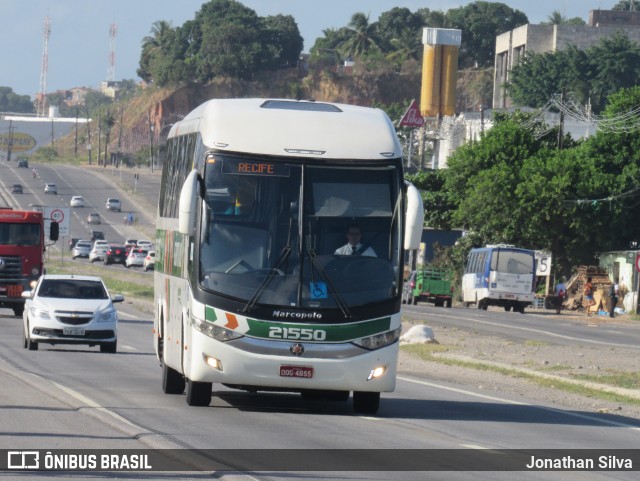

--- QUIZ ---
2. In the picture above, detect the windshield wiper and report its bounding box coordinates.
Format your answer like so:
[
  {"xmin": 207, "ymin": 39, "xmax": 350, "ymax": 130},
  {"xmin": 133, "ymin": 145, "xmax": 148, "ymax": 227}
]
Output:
[
  {"xmin": 307, "ymin": 248, "xmax": 351, "ymax": 319},
  {"xmin": 242, "ymin": 246, "xmax": 291, "ymax": 313}
]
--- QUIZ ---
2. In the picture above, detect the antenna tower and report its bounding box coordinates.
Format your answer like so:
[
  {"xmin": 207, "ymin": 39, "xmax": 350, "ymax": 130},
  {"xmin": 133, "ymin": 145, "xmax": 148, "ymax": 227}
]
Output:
[
  {"xmin": 37, "ymin": 16, "xmax": 51, "ymax": 117},
  {"xmin": 108, "ymin": 23, "xmax": 117, "ymax": 82}
]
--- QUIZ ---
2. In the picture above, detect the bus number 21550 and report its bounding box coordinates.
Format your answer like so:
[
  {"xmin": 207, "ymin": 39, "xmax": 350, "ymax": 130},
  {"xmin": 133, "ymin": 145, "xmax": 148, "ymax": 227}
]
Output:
[{"xmin": 268, "ymin": 326, "xmax": 327, "ymax": 341}]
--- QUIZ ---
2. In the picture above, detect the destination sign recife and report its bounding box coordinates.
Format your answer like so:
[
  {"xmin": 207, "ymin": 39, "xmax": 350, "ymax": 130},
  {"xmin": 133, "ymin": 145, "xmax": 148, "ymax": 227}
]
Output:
[{"xmin": 222, "ymin": 159, "xmax": 289, "ymax": 176}]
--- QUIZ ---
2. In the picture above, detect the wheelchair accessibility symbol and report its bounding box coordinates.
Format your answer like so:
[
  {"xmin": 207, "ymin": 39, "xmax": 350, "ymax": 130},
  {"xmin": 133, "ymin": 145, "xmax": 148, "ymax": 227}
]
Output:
[{"xmin": 310, "ymin": 281, "xmax": 327, "ymax": 299}]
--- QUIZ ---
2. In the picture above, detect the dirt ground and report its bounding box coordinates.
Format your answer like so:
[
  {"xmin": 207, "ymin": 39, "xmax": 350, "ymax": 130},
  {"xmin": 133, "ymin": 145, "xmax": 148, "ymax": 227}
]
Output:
[{"xmin": 398, "ymin": 309, "xmax": 640, "ymax": 420}]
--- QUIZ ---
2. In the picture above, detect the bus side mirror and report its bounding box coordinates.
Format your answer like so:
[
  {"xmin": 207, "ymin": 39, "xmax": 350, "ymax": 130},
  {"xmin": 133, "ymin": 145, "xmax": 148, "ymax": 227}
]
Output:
[
  {"xmin": 404, "ymin": 181, "xmax": 424, "ymax": 250},
  {"xmin": 50, "ymin": 221, "xmax": 59, "ymax": 241},
  {"xmin": 179, "ymin": 169, "xmax": 201, "ymax": 235}
]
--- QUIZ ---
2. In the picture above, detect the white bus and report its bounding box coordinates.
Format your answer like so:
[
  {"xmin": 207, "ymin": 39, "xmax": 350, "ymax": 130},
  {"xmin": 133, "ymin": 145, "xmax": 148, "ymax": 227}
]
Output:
[
  {"xmin": 153, "ymin": 98, "xmax": 424, "ymax": 414},
  {"xmin": 462, "ymin": 245, "xmax": 536, "ymax": 313}
]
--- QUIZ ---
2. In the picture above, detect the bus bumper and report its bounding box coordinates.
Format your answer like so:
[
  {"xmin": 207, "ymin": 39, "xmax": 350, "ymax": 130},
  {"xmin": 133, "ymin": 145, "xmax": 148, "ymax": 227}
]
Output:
[{"xmin": 186, "ymin": 330, "xmax": 398, "ymax": 393}]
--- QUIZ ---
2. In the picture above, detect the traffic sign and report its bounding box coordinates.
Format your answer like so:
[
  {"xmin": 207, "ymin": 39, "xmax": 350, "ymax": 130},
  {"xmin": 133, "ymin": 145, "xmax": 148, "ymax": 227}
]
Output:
[
  {"xmin": 398, "ymin": 99, "xmax": 425, "ymax": 128},
  {"xmin": 43, "ymin": 206, "xmax": 70, "ymax": 237}
]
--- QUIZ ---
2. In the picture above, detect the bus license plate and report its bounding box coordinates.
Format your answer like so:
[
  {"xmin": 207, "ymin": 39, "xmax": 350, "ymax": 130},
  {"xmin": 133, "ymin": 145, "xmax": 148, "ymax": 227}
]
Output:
[
  {"xmin": 280, "ymin": 365, "xmax": 313, "ymax": 378},
  {"xmin": 63, "ymin": 327, "xmax": 85, "ymax": 336},
  {"xmin": 7, "ymin": 285, "xmax": 23, "ymax": 297}
]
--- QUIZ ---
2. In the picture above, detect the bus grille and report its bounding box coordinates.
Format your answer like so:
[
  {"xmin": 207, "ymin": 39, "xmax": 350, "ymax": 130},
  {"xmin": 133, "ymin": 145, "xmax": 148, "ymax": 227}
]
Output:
[{"xmin": 0, "ymin": 256, "xmax": 21, "ymax": 281}]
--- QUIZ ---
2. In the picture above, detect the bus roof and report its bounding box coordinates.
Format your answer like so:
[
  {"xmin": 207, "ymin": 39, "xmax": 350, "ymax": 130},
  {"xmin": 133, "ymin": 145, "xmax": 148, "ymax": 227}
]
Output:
[{"xmin": 168, "ymin": 98, "xmax": 402, "ymax": 160}]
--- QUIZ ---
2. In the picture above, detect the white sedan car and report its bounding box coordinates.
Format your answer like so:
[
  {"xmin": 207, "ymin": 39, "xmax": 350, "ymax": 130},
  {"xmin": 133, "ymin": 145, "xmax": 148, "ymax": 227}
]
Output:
[
  {"xmin": 70, "ymin": 195, "xmax": 85, "ymax": 207},
  {"xmin": 89, "ymin": 244, "xmax": 108, "ymax": 263},
  {"xmin": 22, "ymin": 274, "xmax": 124, "ymax": 353},
  {"xmin": 126, "ymin": 248, "xmax": 148, "ymax": 268}
]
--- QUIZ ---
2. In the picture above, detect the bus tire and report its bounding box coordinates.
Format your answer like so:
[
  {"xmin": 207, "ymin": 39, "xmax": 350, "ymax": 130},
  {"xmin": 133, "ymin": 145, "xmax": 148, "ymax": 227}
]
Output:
[
  {"xmin": 412, "ymin": 296, "xmax": 418, "ymax": 305},
  {"xmin": 13, "ymin": 304, "xmax": 24, "ymax": 317},
  {"xmin": 353, "ymin": 391, "xmax": 380, "ymax": 414},
  {"xmin": 162, "ymin": 361, "xmax": 185, "ymax": 395},
  {"xmin": 186, "ymin": 380, "xmax": 212, "ymax": 406},
  {"xmin": 446, "ymin": 298, "xmax": 452, "ymax": 308},
  {"xmin": 515, "ymin": 303, "xmax": 526, "ymax": 314},
  {"xmin": 477, "ymin": 300, "xmax": 487, "ymax": 310}
]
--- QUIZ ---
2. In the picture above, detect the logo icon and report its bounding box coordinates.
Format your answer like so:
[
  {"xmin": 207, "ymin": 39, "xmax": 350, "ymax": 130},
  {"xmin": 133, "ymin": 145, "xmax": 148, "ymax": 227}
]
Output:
[
  {"xmin": 0, "ymin": 258, "xmax": 6, "ymax": 270},
  {"xmin": 290, "ymin": 343, "xmax": 305, "ymax": 356},
  {"xmin": 8, "ymin": 451, "xmax": 40, "ymax": 469}
]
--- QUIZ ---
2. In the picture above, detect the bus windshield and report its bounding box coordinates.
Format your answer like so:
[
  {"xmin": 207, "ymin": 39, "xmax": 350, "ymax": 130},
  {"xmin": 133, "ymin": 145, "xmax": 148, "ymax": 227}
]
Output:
[{"xmin": 198, "ymin": 155, "xmax": 402, "ymax": 310}]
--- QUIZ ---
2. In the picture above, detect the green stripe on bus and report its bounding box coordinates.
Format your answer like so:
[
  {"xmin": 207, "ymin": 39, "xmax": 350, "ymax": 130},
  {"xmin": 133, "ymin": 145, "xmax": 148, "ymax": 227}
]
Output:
[{"xmin": 245, "ymin": 317, "xmax": 391, "ymax": 342}]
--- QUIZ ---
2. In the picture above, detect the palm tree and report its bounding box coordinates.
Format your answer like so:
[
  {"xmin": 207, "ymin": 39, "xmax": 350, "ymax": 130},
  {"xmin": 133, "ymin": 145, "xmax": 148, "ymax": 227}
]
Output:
[{"xmin": 339, "ymin": 12, "xmax": 380, "ymax": 59}]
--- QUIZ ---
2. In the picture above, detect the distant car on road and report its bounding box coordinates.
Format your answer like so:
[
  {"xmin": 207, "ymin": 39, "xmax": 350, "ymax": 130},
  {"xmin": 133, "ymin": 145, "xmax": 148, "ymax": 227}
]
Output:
[
  {"xmin": 11, "ymin": 184, "xmax": 23, "ymax": 194},
  {"xmin": 89, "ymin": 244, "xmax": 108, "ymax": 263},
  {"xmin": 44, "ymin": 183, "xmax": 57, "ymax": 195},
  {"xmin": 21, "ymin": 274, "xmax": 123, "ymax": 353},
  {"xmin": 72, "ymin": 240, "xmax": 92, "ymax": 259},
  {"xmin": 105, "ymin": 198, "xmax": 122, "ymax": 212},
  {"xmin": 17, "ymin": 158, "xmax": 29, "ymax": 168},
  {"xmin": 87, "ymin": 212, "xmax": 101, "ymax": 225},
  {"xmin": 90, "ymin": 230, "xmax": 105, "ymax": 242},
  {"xmin": 70, "ymin": 196, "xmax": 85, "ymax": 207},
  {"xmin": 126, "ymin": 248, "xmax": 148, "ymax": 268},
  {"xmin": 104, "ymin": 244, "xmax": 128, "ymax": 266},
  {"xmin": 136, "ymin": 240, "xmax": 153, "ymax": 250},
  {"xmin": 143, "ymin": 251, "xmax": 155, "ymax": 271}
]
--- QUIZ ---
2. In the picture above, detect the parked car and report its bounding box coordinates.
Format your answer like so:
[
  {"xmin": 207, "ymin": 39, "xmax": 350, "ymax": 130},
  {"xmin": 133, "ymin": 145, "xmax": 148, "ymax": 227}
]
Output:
[
  {"xmin": 72, "ymin": 240, "xmax": 92, "ymax": 259},
  {"xmin": 11, "ymin": 184, "xmax": 23, "ymax": 194},
  {"xmin": 104, "ymin": 244, "xmax": 128, "ymax": 266},
  {"xmin": 89, "ymin": 244, "xmax": 109, "ymax": 263},
  {"xmin": 17, "ymin": 158, "xmax": 29, "ymax": 168},
  {"xmin": 70, "ymin": 196, "xmax": 85, "ymax": 207},
  {"xmin": 143, "ymin": 251, "xmax": 155, "ymax": 271},
  {"xmin": 87, "ymin": 212, "xmax": 101, "ymax": 225},
  {"xmin": 136, "ymin": 240, "xmax": 153, "ymax": 250},
  {"xmin": 125, "ymin": 248, "xmax": 148, "ymax": 268},
  {"xmin": 90, "ymin": 230, "xmax": 105, "ymax": 242},
  {"xmin": 105, "ymin": 198, "xmax": 122, "ymax": 212},
  {"xmin": 44, "ymin": 183, "xmax": 57, "ymax": 194},
  {"xmin": 21, "ymin": 274, "xmax": 124, "ymax": 353}
]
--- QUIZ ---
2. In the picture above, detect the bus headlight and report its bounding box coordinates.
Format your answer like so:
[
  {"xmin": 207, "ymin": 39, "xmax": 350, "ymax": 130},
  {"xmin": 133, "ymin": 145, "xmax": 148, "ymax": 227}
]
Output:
[
  {"xmin": 193, "ymin": 317, "xmax": 243, "ymax": 342},
  {"xmin": 352, "ymin": 327, "xmax": 401, "ymax": 351}
]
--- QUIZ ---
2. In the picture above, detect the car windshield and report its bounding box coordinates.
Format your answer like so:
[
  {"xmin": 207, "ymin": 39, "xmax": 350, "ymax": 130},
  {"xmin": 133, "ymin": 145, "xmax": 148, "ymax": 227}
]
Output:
[{"xmin": 38, "ymin": 279, "xmax": 108, "ymax": 299}]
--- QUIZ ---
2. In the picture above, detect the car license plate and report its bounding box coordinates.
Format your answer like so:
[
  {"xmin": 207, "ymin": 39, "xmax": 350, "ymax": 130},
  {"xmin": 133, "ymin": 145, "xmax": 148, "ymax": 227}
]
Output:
[
  {"xmin": 7, "ymin": 285, "xmax": 23, "ymax": 297},
  {"xmin": 280, "ymin": 365, "xmax": 313, "ymax": 378},
  {"xmin": 63, "ymin": 327, "xmax": 85, "ymax": 336}
]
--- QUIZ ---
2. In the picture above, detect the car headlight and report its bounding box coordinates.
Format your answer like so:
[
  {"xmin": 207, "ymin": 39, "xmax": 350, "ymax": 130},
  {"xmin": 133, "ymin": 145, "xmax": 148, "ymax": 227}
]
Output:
[
  {"xmin": 98, "ymin": 309, "xmax": 117, "ymax": 322},
  {"xmin": 192, "ymin": 317, "xmax": 242, "ymax": 342},
  {"xmin": 352, "ymin": 327, "xmax": 401, "ymax": 351},
  {"xmin": 29, "ymin": 307, "xmax": 51, "ymax": 320}
]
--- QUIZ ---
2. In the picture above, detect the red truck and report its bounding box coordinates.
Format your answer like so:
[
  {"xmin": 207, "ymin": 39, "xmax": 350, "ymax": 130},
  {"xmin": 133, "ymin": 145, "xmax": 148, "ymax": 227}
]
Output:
[{"xmin": 0, "ymin": 209, "xmax": 58, "ymax": 316}]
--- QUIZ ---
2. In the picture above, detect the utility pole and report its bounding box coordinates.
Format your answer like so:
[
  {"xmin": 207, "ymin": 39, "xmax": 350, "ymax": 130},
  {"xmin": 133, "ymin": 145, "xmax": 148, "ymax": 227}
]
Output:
[
  {"xmin": 148, "ymin": 110, "xmax": 154, "ymax": 173},
  {"xmin": 6, "ymin": 121, "xmax": 14, "ymax": 162},
  {"xmin": 557, "ymin": 89, "xmax": 566, "ymax": 150},
  {"xmin": 86, "ymin": 107, "xmax": 92, "ymax": 165},
  {"xmin": 74, "ymin": 106, "xmax": 78, "ymax": 157}
]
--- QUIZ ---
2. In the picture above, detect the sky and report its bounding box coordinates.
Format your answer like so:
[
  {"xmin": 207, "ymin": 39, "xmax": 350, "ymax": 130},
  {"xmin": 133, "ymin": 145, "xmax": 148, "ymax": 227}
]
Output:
[{"xmin": 0, "ymin": 1, "xmax": 615, "ymax": 99}]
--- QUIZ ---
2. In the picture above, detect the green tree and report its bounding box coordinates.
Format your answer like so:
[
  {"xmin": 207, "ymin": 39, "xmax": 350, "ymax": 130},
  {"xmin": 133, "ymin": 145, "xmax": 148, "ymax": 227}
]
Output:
[
  {"xmin": 0, "ymin": 87, "xmax": 34, "ymax": 113},
  {"xmin": 137, "ymin": 20, "xmax": 176, "ymax": 83},
  {"xmin": 445, "ymin": 2, "xmax": 528, "ymax": 68},
  {"xmin": 612, "ymin": 0, "xmax": 640, "ymax": 11},
  {"xmin": 339, "ymin": 12, "xmax": 380, "ymax": 58},
  {"xmin": 541, "ymin": 10, "xmax": 585, "ymax": 26},
  {"xmin": 259, "ymin": 14, "xmax": 304, "ymax": 69}
]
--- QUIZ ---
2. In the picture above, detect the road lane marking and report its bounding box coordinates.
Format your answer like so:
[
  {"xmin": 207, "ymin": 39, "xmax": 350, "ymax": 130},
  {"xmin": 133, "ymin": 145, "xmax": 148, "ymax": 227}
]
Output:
[{"xmin": 398, "ymin": 375, "xmax": 640, "ymax": 431}]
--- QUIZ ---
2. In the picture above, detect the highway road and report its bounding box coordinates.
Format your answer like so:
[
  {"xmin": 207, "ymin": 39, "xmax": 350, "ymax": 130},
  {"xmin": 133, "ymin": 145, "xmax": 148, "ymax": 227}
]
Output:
[{"xmin": 1, "ymin": 161, "xmax": 640, "ymax": 480}]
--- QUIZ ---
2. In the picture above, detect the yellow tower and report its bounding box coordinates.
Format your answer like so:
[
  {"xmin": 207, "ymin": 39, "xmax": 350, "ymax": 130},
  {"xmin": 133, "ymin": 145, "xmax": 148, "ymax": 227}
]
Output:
[{"xmin": 420, "ymin": 28, "xmax": 462, "ymax": 118}]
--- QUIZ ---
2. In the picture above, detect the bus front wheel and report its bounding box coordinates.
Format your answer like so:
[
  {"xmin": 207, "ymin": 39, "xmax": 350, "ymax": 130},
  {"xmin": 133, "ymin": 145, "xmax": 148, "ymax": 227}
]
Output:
[
  {"xmin": 186, "ymin": 379, "xmax": 212, "ymax": 406},
  {"xmin": 477, "ymin": 300, "xmax": 488, "ymax": 310},
  {"xmin": 353, "ymin": 391, "xmax": 380, "ymax": 414}
]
